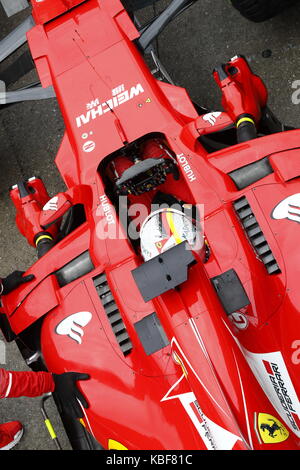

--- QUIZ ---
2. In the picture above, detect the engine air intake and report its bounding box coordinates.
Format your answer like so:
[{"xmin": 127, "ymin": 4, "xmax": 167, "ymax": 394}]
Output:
[
  {"xmin": 233, "ymin": 196, "xmax": 281, "ymax": 275},
  {"xmin": 93, "ymin": 273, "xmax": 133, "ymax": 356}
]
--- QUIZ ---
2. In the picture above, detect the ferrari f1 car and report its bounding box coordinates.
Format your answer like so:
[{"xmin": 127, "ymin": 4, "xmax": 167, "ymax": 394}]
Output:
[{"xmin": 0, "ymin": 0, "xmax": 300, "ymax": 450}]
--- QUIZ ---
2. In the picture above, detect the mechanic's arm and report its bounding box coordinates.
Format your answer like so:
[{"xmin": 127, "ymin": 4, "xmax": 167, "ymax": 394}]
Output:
[
  {"xmin": 0, "ymin": 368, "xmax": 90, "ymax": 419},
  {"xmin": 0, "ymin": 368, "xmax": 54, "ymax": 399},
  {"xmin": 0, "ymin": 272, "xmax": 89, "ymax": 419}
]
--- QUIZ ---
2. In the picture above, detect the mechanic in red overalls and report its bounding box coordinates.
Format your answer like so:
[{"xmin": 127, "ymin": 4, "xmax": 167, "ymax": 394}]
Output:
[{"xmin": 0, "ymin": 271, "xmax": 89, "ymax": 450}]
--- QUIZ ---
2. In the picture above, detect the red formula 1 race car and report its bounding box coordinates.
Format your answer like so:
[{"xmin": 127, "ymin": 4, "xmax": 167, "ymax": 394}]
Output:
[{"xmin": 0, "ymin": 0, "xmax": 300, "ymax": 450}]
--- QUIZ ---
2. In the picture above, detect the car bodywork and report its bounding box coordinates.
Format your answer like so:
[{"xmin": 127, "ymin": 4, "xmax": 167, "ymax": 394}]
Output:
[{"xmin": 0, "ymin": 0, "xmax": 300, "ymax": 450}]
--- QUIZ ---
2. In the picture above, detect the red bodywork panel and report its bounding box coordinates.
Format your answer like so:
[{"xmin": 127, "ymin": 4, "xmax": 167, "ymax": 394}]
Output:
[
  {"xmin": 2, "ymin": 0, "xmax": 300, "ymax": 450},
  {"xmin": 31, "ymin": 0, "xmax": 87, "ymax": 25}
]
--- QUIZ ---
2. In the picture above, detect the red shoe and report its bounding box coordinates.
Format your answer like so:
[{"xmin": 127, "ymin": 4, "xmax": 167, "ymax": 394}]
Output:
[{"xmin": 0, "ymin": 421, "xmax": 24, "ymax": 450}]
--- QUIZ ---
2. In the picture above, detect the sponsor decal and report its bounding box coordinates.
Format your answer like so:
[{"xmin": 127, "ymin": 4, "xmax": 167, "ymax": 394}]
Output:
[
  {"xmin": 76, "ymin": 83, "xmax": 145, "ymax": 128},
  {"xmin": 99, "ymin": 195, "xmax": 115, "ymax": 225},
  {"xmin": 257, "ymin": 413, "xmax": 289, "ymax": 444},
  {"xmin": 81, "ymin": 131, "xmax": 94, "ymax": 140},
  {"xmin": 177, "ymin": 153, "xmax": 196, "ymax": 183},
  {"xmin": 272, "ymin": 193, "xmax": 300, "ymax": 224},
  {"xmin": 82, "ymin": 140, "xmax": 96, "ymax": 153},
  {"xmin": 56, "ymin": 311, "xmax": 92, "ymax": 344},
  {"xmin": 241, "ymin": 349, "xmax": 300, "ymax": 436},
  {"xmin": 191, "ymin": 400, "xmax": 217, "ymax": 450},
  {"xmin": 202, "ymin": 112, "xmax": 221, "ymax": 126},
  {"xmin": 43, "ymin": 196, "xmax": 58, "ymax": 212},
  {"xmin": 228, "ymin": 312, "xmax": 249, "ymax": 330},
  {"xmin": 161, "ymin": 370, "xmax": 242, "ymax": 450}
]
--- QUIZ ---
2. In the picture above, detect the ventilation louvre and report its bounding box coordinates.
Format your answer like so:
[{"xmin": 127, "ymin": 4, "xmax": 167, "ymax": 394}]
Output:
[
  {"xmin": 93, "ymin": 273, "xmax": 133, "ymax": 356},
  {"xmin": 234, "ymin": 197, "xmax": 281, "ymax": 275}
]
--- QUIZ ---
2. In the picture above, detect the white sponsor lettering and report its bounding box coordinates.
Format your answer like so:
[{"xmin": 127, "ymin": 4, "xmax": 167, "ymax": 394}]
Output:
[
  {"xmin": 76, "ymin": 84, "xmax": 145, "ymax": 128},
  {"xmin": 161, "ymin": 374, "xmax": 242, "ymax": 450},
  {"xmin": 177, "ymin": 153, "xmax": 196, "ymax": 183},
  {"xmin": 112, "ymin": 84, "xmax": 125, "ymax": 97},
  {"xmin": 86, "ymin": 98, "xmax": 100, "ymax": 110},
  {"xmin": 239, "ymin": 348, "xmax": 300, "ymax": 436},
  {"xmin": 99, "ymin": 195, "xmax": 115, "ymax": 225}
]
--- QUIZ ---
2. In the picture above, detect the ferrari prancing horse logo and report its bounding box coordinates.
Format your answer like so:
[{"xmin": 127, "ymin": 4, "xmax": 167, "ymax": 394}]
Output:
[{"xmin": 258, "ymin": 413, "xmax": 289, "ymax": 444}]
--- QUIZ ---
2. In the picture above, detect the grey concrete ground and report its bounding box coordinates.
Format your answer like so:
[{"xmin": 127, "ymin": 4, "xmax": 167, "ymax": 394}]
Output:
[{"xmin": 1, "ymin": 0, "xmax": 300, "ymax": 451}]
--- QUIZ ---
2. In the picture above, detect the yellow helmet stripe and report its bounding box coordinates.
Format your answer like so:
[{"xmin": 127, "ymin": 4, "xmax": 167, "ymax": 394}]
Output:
[{"xmin": 166, "ymin": 210, "xmax": 182, "ymax": 245}]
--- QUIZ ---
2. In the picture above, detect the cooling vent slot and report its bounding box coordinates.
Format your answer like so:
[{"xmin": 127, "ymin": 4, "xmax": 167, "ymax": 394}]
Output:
[
  {"xmin": 93, "ymin": 273, "xmax": 133, "ymax": 356},
  {"xmin": 234, "ymin": 197, "xmax": 281, "ymax": 275}
]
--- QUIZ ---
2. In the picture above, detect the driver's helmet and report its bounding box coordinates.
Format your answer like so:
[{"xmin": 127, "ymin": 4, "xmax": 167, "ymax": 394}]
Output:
[{"xmin": 140, "ymin": 207, "xmax": 198, "ymax": 261}]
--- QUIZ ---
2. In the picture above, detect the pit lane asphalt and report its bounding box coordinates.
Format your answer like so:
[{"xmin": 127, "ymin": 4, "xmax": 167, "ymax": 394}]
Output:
[{"xmin": 1, "ymin": 0, "xmax": 300, "ymax": 450}]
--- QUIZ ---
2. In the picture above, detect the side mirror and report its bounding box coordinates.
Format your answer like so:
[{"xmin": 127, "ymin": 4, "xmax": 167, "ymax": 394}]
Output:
[{"xmin": 39, "ymin": 192, "xmax": 72, "ymax": 228}]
